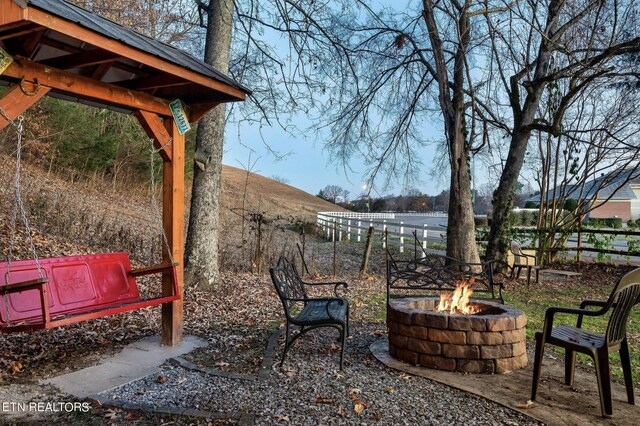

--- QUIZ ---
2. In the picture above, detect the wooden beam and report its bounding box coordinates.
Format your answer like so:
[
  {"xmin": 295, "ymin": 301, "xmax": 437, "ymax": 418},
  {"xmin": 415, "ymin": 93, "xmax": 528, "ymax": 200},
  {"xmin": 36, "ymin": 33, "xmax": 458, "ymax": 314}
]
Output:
[
  {"xmin": 0, "ymin": 82, "xmax": 50, "ymax": 131},
  {"xmin": 115, "ymin": 74, "xmax": 190, "ymax": 91},
  {"xmin": 0, "ymin": 24, "xmax": 44, "ymax": 40},
  {"xmin": 161, "ymin": 117, "xmax": 185, "ymax": 346},
  {"xmin": 4, "ymin": 56, "xmax": 172, "ymax": 117},
  {"xmin": 40, "ymin": 49, "xmax": 122, "ymax": 70},
  {"xmin": 24, "ymin": 7, "xmax": 247, "ymax": 101},
  {"xmin": 90, "ymin": 61, "xmax": 113, "ymax": 80},
  {"xmin": 187, "ymin": 102, "xmax": 221, "ymax": 123},
  {"xmin": 135, "ymin": 110, "xmax": 172, "ymax": 161}
]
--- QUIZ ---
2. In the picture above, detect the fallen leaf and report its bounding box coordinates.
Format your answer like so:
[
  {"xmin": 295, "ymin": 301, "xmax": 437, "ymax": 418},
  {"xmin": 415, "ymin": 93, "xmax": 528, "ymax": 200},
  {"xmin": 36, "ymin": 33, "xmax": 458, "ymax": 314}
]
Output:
[
  {"xmin": 274, "ymin": 415, "xmax": 289, "ymax": 422},
  {"xmin": 385, "ymin": 386, "xmax": 394, "ymax": 394},
  {"xmin": 104, "ymin": 408, "xmax": 121, "ymax": 420},
  {"xmin": 156, "ymin": 375, "xmax": 168, "ymax": 384},
  {"xmin": 514, "ymin": 400, "xmax": 535, "ymax": 409},
  {"xmin": 373, "ymin": 411, "xmax": 384, "ymax": 421},
  {"xmin": 10, "ymin": 361, "xmax": 23, "ymax": 375},
  {"xmin": 354, "ymin": 403, "xmax": 365, "ymax": 414},
  {"xmin": 337, "ymin": 403, "xmax": 345, "ymax": 418}
]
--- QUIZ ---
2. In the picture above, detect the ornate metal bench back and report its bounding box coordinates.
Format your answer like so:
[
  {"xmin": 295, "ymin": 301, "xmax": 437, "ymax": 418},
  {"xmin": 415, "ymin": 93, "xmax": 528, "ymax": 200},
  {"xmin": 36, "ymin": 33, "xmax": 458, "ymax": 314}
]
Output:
[
  {"xmin": 606, "ymin": 269, "xmax": 640, "ymax": 345},
  {"xmin": 386, "ymin": 252, "xmax": 503, "ymax": 303},
  {"xmin": 270, "ymin": 256, "xmax": 307, "ymax": 321}
]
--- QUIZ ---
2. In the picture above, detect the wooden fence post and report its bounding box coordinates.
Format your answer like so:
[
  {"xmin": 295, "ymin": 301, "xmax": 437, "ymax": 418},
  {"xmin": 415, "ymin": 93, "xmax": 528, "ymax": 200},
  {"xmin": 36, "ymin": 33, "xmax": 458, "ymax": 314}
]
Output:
[
  {"xmin": 399, "ymin": 221, "xmax": 404, "ymax": 253},
  {"xmin": 360, "ymin": 226, "xmax": 375, "ymax": 275}
]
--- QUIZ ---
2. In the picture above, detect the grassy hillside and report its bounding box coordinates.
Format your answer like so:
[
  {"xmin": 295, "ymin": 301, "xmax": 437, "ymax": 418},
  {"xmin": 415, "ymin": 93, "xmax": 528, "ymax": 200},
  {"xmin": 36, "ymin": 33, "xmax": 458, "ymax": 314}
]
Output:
[{"xmin": 0, "ymin": 155, "xmax": 342, "ymax": 270}]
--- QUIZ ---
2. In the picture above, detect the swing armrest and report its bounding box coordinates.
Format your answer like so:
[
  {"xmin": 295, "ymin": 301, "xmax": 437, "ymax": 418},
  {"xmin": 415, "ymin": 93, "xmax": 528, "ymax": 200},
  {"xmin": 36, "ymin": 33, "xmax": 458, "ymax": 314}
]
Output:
[
  {"xmin": 129, "ymin": 262, "xmax": 178, "ymax": 277},
  {"xmin": 2, "ymin": 278, "xmax": 49, "ymax": 292}
]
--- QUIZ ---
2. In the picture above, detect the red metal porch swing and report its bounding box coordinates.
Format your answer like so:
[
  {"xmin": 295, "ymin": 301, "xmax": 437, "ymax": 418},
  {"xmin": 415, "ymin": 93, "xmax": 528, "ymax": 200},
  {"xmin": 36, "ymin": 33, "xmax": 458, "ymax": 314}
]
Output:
[{"xmin": 0, "ymin": 112, "xmax": 179, "ymax": 334}]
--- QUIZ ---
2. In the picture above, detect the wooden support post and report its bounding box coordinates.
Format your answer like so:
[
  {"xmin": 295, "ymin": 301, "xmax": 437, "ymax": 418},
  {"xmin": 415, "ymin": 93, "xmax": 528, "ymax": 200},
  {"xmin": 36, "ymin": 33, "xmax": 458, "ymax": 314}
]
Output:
[
  {"xmin": 136, "ymin": 111, "xmax": 184, "ymax": 346},
  {"xmin": 161, "ymin": 118, "xmax": 184, "ymax": 346},
  {"xmin": 0, "ymin": 83, "xmax": 50, "ymax": 130}
]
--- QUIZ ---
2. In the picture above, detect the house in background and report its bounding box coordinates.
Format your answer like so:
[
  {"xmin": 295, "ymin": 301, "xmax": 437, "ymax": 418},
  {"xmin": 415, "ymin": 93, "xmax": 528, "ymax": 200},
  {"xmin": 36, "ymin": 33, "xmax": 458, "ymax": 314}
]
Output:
[{"xmin": 525, "ymin": 168, "xmax": 640, "ymax": 222}]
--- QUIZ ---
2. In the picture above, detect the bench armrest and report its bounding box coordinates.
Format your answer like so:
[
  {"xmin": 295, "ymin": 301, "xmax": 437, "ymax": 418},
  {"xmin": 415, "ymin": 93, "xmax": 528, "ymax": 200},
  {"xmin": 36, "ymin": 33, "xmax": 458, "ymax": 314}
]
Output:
[
  {"xmin": 1, "ymin": 277, "xmax": 49, "ymax": 292},
  {"xmin": 302, "ymin": 280, "xmax": 348, "ymax": 297},
  {"xmin": 130, "ymin": 262, "xmax": 178, "ymax": 277}
]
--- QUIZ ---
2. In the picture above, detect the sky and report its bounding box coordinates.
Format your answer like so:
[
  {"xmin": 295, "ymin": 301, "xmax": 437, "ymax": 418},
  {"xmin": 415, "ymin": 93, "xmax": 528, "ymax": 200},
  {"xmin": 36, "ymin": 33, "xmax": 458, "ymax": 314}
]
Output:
[
  {"xmin": 221, "ymin": 118, "xmax": 449, "ymax": 200},
  {"xmin": 217, "ymin": 1, "xmax": 454, "ymax": 201}
]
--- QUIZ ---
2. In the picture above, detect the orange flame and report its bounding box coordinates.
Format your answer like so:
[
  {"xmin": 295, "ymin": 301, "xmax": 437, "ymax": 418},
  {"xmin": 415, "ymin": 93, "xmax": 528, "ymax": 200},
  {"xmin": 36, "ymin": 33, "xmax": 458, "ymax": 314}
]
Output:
[{"xmin": 436, "ymin": 279, "xmax": 480, "ymax": 315}]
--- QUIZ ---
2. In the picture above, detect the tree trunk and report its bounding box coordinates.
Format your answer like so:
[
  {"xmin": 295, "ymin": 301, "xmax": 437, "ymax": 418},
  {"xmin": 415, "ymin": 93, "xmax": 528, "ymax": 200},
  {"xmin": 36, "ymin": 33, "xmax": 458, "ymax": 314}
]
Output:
[
  {"xmin": 184, "ymin": 0, "xmax": 234, "ymax": 288},
  {"xmin": 484, "ymin": 0, "xmax": 561, "ymax": 262},
  {"xmin": 447, "ymin": 131, "xmax": 480, "ymax": 264},
  {"xmin": 484, "ymin": 129, "xmax": 531, "ymax": 262},
  {"xmin": 423, "ymin": 0, "xmax": 480, "ymax": 265}
]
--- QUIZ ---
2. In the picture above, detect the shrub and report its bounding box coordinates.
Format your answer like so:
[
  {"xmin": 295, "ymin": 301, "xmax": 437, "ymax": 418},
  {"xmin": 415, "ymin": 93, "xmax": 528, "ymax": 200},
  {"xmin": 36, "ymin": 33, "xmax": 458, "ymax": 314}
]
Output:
[
  {"xmin": 588, "ymin": 217, "xmax": 622, "ymax": 229},
  {"xmin": 524, "ymin": 201, "xmax": 539, "ymax": 209}
]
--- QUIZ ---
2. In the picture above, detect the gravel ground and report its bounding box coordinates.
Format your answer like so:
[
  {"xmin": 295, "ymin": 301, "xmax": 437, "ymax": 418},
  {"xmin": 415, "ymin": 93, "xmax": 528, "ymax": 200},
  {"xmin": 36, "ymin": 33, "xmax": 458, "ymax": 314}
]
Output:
[{"xmin": 100, "ymin": 323, "xmax": 543, "ymax": 426}]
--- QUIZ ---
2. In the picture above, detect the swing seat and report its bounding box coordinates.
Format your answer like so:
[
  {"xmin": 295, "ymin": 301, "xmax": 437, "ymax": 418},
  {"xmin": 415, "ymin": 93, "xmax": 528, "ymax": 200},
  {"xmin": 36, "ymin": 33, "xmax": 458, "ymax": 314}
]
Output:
[{"xmin": 0, "ymin": 253, "xmax": 179, "ymax": 333}]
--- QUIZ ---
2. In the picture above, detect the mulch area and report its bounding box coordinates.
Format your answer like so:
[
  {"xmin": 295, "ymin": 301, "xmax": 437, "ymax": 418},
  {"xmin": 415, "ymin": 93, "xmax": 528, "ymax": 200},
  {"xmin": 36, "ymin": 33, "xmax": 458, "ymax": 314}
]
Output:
[{"xmin": 0, "ymin": 240, "xmax": 639, "ymax": 424}]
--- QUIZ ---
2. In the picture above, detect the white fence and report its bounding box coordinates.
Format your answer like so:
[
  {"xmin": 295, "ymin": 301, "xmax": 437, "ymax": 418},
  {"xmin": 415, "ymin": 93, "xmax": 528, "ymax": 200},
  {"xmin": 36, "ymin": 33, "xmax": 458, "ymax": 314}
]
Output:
[{"xmin": 316, "ymin": 212, "xmax": 448, "ymax": 253}]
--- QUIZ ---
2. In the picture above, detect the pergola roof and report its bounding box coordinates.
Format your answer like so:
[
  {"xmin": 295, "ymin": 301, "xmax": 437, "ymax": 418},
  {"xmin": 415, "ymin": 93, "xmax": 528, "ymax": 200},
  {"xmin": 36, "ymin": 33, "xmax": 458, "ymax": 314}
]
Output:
[{"xmin": 0, "ymin": 0, "xmax": 249, "ymax": 119}]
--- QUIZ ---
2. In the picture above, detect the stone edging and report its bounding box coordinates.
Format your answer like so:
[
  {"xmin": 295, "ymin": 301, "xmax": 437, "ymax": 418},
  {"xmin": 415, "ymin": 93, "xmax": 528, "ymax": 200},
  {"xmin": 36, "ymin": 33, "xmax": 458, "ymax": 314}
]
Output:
[{"xmin": 92, "ymin": 396, "xmax": 254, "ymax": 425}]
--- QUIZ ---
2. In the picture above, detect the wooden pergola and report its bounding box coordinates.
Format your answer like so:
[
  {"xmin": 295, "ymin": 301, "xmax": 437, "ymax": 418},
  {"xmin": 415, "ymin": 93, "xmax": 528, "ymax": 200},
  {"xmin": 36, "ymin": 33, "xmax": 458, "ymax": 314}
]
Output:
[{"xmin": 0, "ymin": 0, "xmax": 249, "ymax": 345}]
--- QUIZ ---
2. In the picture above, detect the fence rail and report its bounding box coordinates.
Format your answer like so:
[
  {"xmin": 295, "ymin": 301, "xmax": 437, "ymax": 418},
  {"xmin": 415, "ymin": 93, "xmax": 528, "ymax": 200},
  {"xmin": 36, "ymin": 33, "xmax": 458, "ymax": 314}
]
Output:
[
  {"xmin": 317, "ymin": 212, "xmax": 447, "ymax": 253},
  {"xmin": 317, "ymin": 212, "xmax": 640, "ymax": 263}
]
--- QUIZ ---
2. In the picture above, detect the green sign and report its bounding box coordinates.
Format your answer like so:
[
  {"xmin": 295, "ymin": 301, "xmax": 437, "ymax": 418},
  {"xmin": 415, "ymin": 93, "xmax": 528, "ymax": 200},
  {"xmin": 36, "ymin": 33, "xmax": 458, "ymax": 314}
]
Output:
[
  {"xmin": 169, "ymin": 99, "xmax": 191, "ymax": 135},
  {"xmin": 0, "ymin": 47, "xmax": 13, "ymax": 75}
]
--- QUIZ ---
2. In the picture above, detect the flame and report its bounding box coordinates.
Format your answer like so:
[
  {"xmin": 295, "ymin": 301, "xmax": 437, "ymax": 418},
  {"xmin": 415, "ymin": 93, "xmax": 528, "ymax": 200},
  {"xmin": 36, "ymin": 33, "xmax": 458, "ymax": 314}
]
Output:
[{"xmin": 436, "ymin": 279, "xmax": 480, "ymax": 315}]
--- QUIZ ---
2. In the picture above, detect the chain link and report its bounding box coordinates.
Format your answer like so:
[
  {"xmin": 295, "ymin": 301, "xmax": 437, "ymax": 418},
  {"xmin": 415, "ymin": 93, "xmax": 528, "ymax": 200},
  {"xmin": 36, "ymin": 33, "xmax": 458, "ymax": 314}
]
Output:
[
  {"xmin": 149, "ymin": 138, "xmax": 175, "ymax": 265},
  {"xmin": 1, "ymin": 107, "xmax": 43, "ymax": 326}
]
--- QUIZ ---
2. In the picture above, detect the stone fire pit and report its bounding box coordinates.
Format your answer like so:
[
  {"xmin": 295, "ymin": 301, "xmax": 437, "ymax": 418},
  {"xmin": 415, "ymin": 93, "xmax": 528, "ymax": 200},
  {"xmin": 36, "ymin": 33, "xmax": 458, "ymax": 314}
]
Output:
[{"xmin": 387, "ymin": 297, "xmax": 527, "ymax": 374}]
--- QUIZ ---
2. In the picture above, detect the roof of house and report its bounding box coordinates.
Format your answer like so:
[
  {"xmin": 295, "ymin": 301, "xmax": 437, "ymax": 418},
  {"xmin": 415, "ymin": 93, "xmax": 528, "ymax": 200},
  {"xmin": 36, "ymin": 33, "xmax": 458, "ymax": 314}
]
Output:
[{"xmin": 526, "ymin": 168, "xmax": 640, "ymax": 204}]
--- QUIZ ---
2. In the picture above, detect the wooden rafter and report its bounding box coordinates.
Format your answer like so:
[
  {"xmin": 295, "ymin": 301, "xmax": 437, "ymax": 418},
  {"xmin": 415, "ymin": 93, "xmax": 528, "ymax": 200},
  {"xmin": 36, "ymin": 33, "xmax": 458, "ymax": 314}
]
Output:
[
  {"xmin": 37, "ymin": 37, "xmax": 151, "ymax": 78},
  {"xmin": 116, "ymin": 74, "xmax": 190, "ymax": 91},
  {"xmin": 40, "ymin": 49, "xmax": 122, "ymax": 70}
]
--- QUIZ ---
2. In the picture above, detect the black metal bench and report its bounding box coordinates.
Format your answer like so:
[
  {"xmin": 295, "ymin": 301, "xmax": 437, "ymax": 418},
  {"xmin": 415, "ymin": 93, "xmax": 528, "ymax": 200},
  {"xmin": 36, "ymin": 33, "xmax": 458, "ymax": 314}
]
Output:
[
  {"xmin": 386, "ymin": 251, "xmax": 506, "ymax": 305},
  {"xmin": 270, "ymin": 256, "xmax": 350, "ymax": 369}
]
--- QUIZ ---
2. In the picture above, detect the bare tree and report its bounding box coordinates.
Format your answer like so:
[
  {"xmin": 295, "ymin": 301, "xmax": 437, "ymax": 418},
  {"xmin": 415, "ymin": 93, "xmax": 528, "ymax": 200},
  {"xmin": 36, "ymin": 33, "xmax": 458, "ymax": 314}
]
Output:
[
  {"xmin": 529, "ymin": 79, "xmax": 640, "ymax": 263},
  {"xmin": 480, "ymin": 0, "xmax": 640, "ymax": 261},
  {"xmin": 318, "ymin": 185, "xmax": 349, "ymax": 203}
]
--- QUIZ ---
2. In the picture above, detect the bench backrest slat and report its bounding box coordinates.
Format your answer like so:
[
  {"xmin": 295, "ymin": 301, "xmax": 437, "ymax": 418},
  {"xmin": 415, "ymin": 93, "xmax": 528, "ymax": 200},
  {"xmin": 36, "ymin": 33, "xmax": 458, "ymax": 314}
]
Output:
[
  {"xmin": 270, "ymin": 256, "xmax": 307, "ymax": 319},
  {"xmin": 0, "ymin": 253, "xmax": 140, "ymax": 324}
]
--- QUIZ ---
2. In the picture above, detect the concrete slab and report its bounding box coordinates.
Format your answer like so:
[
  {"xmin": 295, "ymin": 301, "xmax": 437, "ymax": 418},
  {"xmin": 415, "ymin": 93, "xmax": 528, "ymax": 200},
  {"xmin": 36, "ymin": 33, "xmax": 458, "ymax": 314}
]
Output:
[
  {"xmin": 42, "ymin": 335, "xmax": 207, "ymax": 399},
  {"xmin": 540, "ymin": 269, "xmax": 582, "ymax": 277}
]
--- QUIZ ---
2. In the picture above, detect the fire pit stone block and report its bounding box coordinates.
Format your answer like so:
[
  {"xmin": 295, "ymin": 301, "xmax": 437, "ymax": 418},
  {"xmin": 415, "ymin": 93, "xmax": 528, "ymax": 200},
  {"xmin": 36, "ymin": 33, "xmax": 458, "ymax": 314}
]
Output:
[{"xmin": 387, "ymin": 297, "xmax": 527, "ymax": 373}]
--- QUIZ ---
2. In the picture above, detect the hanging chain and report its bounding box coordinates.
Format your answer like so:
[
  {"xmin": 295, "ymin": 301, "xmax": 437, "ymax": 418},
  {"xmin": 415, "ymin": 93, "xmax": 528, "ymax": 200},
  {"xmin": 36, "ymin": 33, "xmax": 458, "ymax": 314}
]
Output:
[
  {"xmin": 1, "ymin": 107, "xmax": 43, "ymax": 326},
  {"xmin": 149, "ymin": 138, "xmax": 175, "ymax": 265}
]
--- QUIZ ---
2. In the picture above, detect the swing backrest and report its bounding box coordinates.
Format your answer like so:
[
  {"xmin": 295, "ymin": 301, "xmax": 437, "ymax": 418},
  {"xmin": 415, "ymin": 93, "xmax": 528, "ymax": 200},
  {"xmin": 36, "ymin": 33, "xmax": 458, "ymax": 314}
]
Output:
[{"xmin": 0, "ymin": 253, "xmax": 141, "ymax": 324}]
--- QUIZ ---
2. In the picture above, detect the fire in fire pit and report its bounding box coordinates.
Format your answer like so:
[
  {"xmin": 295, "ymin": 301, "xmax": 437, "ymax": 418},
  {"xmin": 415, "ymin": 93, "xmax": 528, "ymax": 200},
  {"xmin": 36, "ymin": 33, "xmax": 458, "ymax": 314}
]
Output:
[
  {"xmin": 387, "ymin": 293, "xmax": 528, "ymax": 374},
  {"xmin": 436, "ymin": 279, "xmax": 480, "ymax": 315}
]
